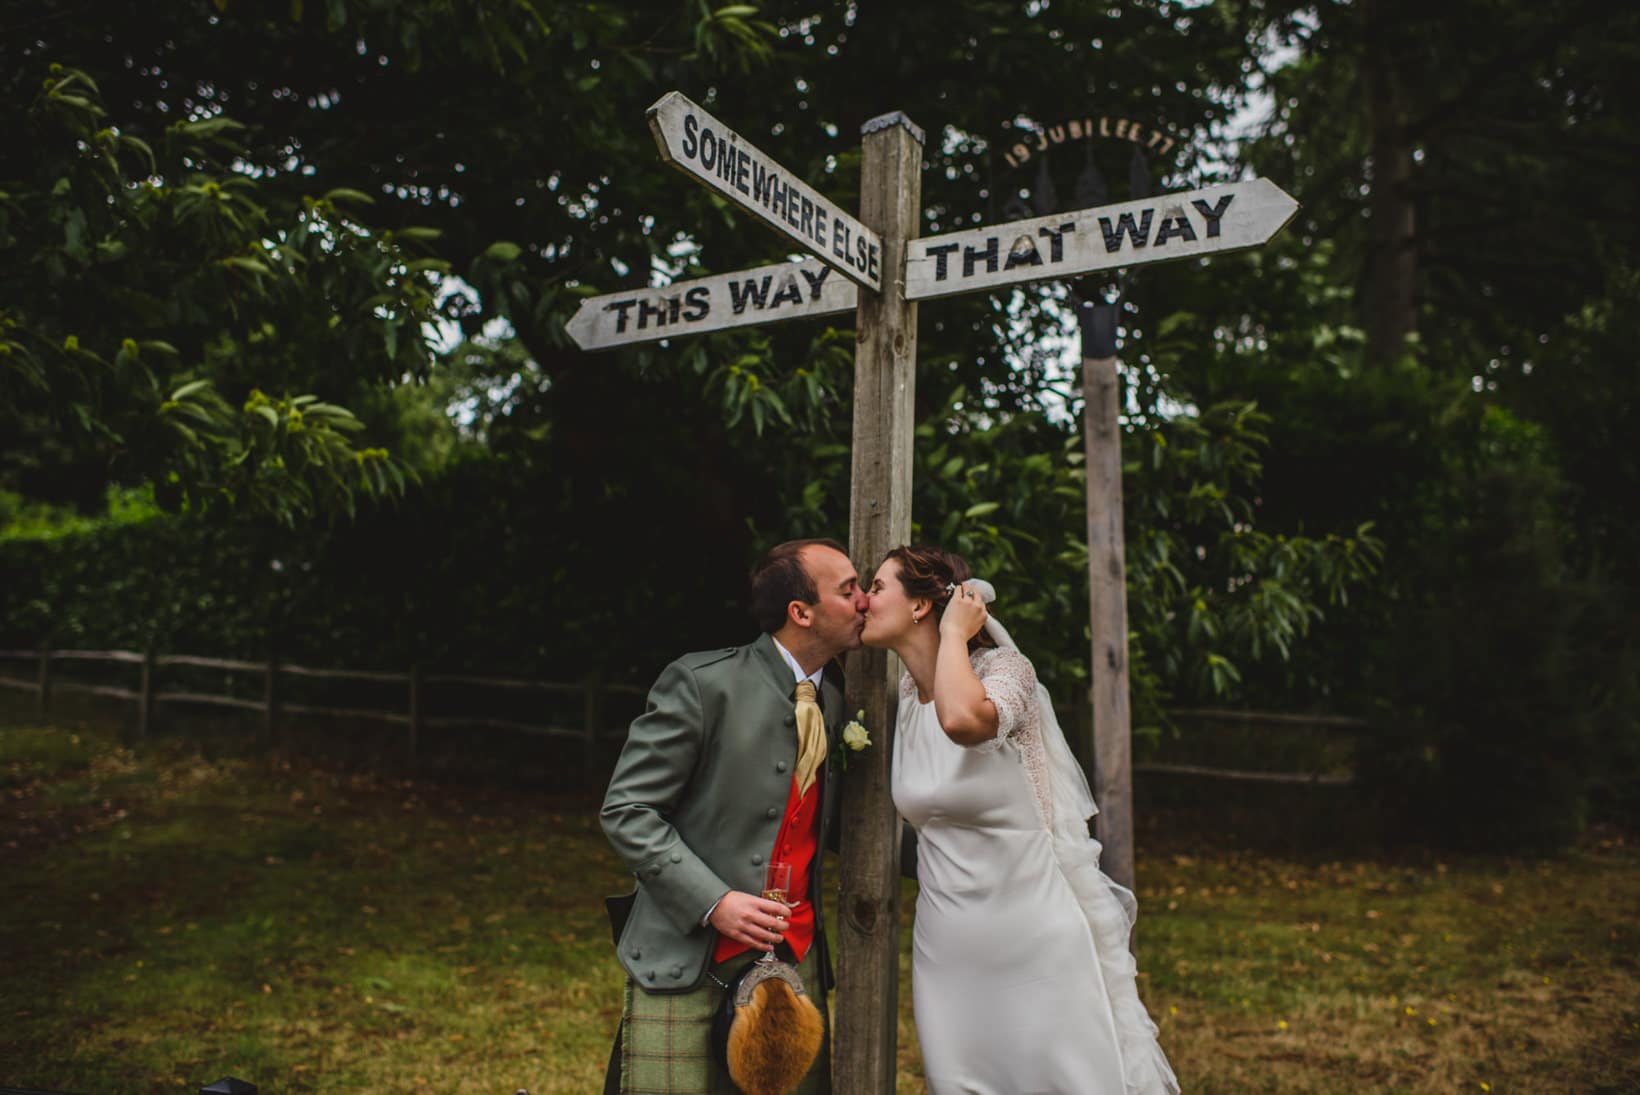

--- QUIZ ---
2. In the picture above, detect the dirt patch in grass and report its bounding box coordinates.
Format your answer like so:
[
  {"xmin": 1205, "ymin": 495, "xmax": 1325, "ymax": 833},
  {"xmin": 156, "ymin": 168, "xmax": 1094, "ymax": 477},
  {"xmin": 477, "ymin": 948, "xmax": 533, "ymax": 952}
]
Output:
[{"xmin": 3, "ymin": 720, "xmax": 1636, "ymax": 1094}]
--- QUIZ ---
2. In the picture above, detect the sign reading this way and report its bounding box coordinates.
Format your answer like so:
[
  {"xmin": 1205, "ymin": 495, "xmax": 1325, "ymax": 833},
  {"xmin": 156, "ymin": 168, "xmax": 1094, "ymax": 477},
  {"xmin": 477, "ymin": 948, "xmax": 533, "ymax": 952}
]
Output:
[
  {"xmin": 564, "ymin": 258, "xmax": 857, "ymax": 350},
  {"xmin": 648, "ymin": 91, "xmax": 884, "ymax": 292},
  {"xmin": 903, "ymin": 177, "xmax": 1297, "ymax": 302}
]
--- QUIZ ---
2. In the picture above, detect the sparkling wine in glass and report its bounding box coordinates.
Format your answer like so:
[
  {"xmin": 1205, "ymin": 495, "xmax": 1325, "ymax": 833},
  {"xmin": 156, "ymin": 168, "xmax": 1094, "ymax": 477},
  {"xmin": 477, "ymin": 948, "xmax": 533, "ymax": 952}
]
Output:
[
  {"xmin": 761, "ymin": 862, "xmax": 792, "ymax": 905},
  {"xmin": 759, "ymin": 862, "xmax": 793, "ymax": 961}
]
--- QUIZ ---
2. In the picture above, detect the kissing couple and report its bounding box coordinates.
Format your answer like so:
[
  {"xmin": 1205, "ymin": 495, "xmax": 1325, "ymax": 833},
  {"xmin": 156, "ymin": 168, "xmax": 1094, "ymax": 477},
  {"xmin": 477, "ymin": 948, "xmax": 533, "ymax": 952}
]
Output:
[{"xmin": 601, "ymin": 538, "xmax": 1179, "ymax": 1094}]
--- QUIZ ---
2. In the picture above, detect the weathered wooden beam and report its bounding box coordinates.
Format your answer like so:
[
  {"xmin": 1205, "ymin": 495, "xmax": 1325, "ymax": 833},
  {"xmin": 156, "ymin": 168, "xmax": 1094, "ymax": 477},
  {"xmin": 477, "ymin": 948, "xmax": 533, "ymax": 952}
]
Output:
[
  {"xmin": 834, "ymin": 108, "xmax": 923, "ymax": 1095},
  {"xmin": 1082, "ymin": 353, "xmax": 1135, "ymax": 892}
]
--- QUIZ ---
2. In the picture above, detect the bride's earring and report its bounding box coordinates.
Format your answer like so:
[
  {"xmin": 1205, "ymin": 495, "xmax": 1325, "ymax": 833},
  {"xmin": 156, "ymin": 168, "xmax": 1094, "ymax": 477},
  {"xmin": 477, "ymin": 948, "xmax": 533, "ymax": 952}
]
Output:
[{"xmin": 911, "ymin": 610, "xmax": 921, "ymax": 624}]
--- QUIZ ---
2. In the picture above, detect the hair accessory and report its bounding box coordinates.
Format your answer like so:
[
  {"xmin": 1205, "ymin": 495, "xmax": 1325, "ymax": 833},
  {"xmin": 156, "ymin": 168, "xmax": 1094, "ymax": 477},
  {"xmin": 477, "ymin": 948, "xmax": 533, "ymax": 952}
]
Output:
[{"xmin": 944, "ymin": 580, "xmax": 996, "ymax": 604}]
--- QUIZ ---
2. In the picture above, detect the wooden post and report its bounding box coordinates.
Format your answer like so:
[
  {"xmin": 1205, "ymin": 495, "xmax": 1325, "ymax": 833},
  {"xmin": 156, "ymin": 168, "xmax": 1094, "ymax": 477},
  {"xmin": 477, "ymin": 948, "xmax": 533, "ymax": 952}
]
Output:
[
  {"xmin": 408, "ymin": 663, "xmax": 423, "ymax": 766},
  {"xmin": 835, "ymin": 109, "xmax": 923, "ymax": 1095},
  {"xmin": 36, "ymin": 639, "xmax": 51, "ymax": 719},
  {"xmin": 263, "ymin": 650, "xmax": 280, "ymax": 745},
  {"xmin": 584, "ymin": 671, "xmax": 605, "ymax": 781},
  {"xmin": 1083, "ymin": 353, "xmax": 1135, "ymax": 892},
  {"xmin": 137, "ymin": 646, "xmax": 155, "ymax": 742}
]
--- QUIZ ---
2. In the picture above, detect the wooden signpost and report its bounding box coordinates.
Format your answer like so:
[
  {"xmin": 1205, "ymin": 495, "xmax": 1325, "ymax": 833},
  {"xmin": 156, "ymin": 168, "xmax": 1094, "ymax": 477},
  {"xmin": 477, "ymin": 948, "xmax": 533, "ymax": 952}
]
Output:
[
  {"xmin": 647, "ymin": 91, "xmax": 884, "ymax": 291},
  {"xmin": 567, "ymin": 92, "xmax": 1296, "ymax": 1092},
  {"xmin": 905, "ymin": 178, "xmax": 1297, "ymax": 301},
  {"xmin": 564, "ymin": 257, "xmax": 856, "ymax": 350}
]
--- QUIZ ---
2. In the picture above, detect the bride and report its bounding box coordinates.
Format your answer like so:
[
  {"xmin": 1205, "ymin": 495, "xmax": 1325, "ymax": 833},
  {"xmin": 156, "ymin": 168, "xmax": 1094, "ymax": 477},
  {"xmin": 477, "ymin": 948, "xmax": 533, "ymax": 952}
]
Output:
[{"xmin": 861, "ymin": 545, "xmax": 1179, "ymax": 1095}]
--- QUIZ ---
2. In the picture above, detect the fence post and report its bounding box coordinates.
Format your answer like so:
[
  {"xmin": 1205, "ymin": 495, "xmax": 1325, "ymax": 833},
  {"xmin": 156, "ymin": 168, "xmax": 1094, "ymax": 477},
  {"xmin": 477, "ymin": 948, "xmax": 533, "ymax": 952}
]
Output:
[
  {"xmin": 137, "ymin": 646, "xmax": 155, "ymax": 742},
  {"xmin": 36, "ymin": 639, "xmax": 52, "ymax": 719},
  {"xmin": 583, "ymin": 671, "xmax": 604, "ymax": 780},
  {"xmin": 407, "ymin": 663, "xmax": 423, "ymax": 766},
  {"xmin": 263, "ymin": 650, "xmax": 280, "ymax": 746},
  {"xmin": 1069, "ymin": 685, "xmax": 1094, "ymax": 774}
]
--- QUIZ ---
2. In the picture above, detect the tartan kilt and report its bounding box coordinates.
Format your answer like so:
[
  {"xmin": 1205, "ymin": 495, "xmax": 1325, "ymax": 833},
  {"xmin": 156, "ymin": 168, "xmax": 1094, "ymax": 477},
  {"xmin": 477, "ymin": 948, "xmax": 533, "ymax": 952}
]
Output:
[{"xmin": 614, "ymin": 945, "xmax": 831, "ymax": 1095}]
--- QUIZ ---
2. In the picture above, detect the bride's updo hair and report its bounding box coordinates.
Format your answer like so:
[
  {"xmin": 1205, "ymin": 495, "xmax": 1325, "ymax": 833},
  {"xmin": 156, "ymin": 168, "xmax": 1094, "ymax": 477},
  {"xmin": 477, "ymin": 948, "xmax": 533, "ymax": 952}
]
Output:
[{"xmin": 884, "ymin": 545, "xmax": 997, "ymax": 653}]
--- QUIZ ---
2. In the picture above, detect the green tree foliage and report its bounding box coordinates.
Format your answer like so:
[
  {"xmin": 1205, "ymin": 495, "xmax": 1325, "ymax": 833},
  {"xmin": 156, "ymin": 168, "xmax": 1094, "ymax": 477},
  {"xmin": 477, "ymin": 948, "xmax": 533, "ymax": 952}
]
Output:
[
  {"xmin": 1232, "ymin": 0, "xmax": 1640, "ymax": 367},
  {"xmin": 1199, "ymin": 0, "xmax": 1640, "ymax": 843},
  {"xmin": 0, "ymin": 1, "xmax": 1379, "ymax": 702},
  {"xmin": 0, "ymin": 62, "xmax": 443, "ymax": 522},
  {"xmin": 5, "ymin": 0, "xmax": 1632, "ymax": 845}
]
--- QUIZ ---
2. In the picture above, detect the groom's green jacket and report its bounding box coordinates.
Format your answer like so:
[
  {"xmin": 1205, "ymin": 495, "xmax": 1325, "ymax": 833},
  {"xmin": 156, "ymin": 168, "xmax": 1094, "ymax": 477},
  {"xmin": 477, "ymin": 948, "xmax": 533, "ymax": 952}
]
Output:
[{"xmin": 600, "ymin": 633, "xmax": 845, "ymax": 994}]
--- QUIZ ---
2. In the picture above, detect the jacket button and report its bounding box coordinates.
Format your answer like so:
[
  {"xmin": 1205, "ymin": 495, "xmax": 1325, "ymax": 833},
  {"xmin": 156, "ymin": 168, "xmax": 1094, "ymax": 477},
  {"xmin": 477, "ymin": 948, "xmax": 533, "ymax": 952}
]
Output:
[
  {"xmin": 644, "ymin": 970, "xmax": 655, "ymax": 982},
  {"xmin": 649, "ymin": 865, "xmax": 663, "ymax": 877},
  {"xmin": 751, "ymin": 853, "xmax": 764, "ymax": 866},
  {"xmin": 669, "ymin": 852, "xmax": 682, "ymax": 863},
  {"xmin": 783, "ymin": 713, "xmax": 796, "ymax": 727},
  {"xmin": 630, "ymin": 947, "xmax": 642, "ymax": 959},
  {"xmin": 670, "ymin": 965, "xmax": 683, "ymax": 979},
  {"xmin": 776, "ymin": 761, "xmax": 788, "ymax": 773},
  {"xmin": 766, "ymin": 807, "xmax": 779, "ymax": 819}
]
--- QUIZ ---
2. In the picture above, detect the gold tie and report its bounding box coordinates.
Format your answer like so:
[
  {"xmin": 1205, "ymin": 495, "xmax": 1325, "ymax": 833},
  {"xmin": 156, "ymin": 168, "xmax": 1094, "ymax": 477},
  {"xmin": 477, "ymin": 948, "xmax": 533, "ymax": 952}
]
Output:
[{"xmin": 792, "ymin": 679, "xmax": 827, "ymax": 797}]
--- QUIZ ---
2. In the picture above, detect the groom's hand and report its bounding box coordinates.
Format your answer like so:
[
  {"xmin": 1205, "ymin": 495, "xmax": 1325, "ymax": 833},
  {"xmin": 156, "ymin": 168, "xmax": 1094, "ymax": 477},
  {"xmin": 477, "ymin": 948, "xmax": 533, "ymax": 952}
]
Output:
[{"xmin": 709, "ymin": 891, "xmax": 791, "ymax": 949}]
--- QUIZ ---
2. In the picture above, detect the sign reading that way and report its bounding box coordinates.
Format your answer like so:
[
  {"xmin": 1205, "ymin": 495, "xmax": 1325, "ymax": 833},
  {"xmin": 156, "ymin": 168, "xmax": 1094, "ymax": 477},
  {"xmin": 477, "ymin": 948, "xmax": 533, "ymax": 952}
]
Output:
[
  {"xmin": 565, "ymin": 258, "xmax": 856, "ymax": 350},
  {"xmin": 904, "ymin": 177, "xmax": 1297, "ymax": 301},
  {"xmin": 648, "ymin": 91, "xmax": 883, "ymax": 292}
]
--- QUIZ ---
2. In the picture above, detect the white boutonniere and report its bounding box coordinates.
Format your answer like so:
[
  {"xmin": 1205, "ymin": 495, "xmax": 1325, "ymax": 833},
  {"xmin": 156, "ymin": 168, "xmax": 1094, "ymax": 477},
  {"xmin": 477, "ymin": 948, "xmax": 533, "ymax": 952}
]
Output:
[{"xmin": 835, "ymin": 710, "xmax": 871, "ymax": 771}]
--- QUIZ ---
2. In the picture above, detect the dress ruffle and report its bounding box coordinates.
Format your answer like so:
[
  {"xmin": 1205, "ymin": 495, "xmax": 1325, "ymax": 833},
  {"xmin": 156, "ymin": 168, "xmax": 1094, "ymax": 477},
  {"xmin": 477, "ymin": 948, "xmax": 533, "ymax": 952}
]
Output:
[{"xmin": 1052, "ymin": 833, "xmax": 1181, "ymax": 1095}]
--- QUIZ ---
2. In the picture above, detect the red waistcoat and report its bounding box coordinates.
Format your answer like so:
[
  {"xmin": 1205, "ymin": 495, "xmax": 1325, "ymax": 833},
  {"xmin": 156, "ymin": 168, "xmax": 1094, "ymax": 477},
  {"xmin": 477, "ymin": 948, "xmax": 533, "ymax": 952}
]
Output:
[{"xmin": 713, "ymin": 774, "xmax": 821, "ymax": 964}]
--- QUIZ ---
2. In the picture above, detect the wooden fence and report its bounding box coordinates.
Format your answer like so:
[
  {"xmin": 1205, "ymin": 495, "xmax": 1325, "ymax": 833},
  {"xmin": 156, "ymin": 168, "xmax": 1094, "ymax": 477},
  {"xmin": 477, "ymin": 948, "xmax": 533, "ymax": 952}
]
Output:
[
  {"xmin": 0, "ymin": 646, "xmax": 1368, "ymax": 786},
  {"xmin": 1133, "ymin": 706, "xmax": 1366, "ymax": 787},
  {"xmin": 0, "ymin": 645, "xmax": 644, "ymax": 775}
]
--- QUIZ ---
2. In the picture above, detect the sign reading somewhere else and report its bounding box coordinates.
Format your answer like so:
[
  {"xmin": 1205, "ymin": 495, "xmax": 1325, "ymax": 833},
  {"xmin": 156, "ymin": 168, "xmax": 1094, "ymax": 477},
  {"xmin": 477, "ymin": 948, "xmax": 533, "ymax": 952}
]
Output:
[
  {"xmin": 904, "ymin": 178, "xmax": 1298, "ymax": 302},
  {"xmin": 648, "ymin": 91, "xmax": 883, "ymax": 292},
  {"xmin": 564, "ymin": 258, "xmax": 858, "ymax": 351}
]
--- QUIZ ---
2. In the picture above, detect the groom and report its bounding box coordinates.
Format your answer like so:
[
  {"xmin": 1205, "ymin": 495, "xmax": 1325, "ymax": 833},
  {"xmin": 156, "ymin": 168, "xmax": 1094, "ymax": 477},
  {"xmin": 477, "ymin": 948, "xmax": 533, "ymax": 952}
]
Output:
[{"xmin": 601, "ymin": 538, "xmax": 867, "ymax": 1095}]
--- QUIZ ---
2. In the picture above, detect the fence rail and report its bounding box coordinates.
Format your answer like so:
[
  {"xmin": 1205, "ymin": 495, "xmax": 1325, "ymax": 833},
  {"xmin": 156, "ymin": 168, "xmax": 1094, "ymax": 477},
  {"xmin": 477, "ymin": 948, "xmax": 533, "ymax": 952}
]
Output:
[
  {"xmin": 1132, "ymin": 761, "xmax": 1353, "ymax": 786},
  {"xmin": 1162, "ymin": 706, "xmax": 1369, "ymax": 731},
  {"xmin": 1, "ymin": 646, "xmax": 1367, "ymax": 785},
  {"xmin": 0, "ymin": 645, "xmax": 633, "ymax": 773}
]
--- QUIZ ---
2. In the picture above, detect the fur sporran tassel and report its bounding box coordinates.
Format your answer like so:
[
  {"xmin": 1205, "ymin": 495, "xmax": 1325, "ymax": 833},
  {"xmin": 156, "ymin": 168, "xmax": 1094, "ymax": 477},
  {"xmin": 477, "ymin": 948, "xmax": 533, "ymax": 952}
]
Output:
[{"xmin": 723, "ymin": 965, "xmax": 824, "ymax": 1095}]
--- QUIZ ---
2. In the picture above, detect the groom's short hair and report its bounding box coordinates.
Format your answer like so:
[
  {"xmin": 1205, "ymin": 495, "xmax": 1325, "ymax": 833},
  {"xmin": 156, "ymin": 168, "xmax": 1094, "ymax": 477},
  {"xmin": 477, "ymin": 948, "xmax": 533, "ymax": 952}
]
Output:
[{"xmin": 750, "ymin": 538, "xmax": 848, "ymax": 633}]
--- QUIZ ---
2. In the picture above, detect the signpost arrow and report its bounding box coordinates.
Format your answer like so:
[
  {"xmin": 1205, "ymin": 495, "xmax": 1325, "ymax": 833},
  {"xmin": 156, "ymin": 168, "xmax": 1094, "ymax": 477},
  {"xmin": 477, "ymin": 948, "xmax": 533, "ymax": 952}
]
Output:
[
  {"xmin": 904, "ymin": 177, "xmax": 1297, "ymax": 301},
  {"xmin": 648, "ymin": 91, "xmax": 884, "ymax": 292},
  {"xmin": 565, "ymin": 258, "xmax": 857, "ymax": 351}
]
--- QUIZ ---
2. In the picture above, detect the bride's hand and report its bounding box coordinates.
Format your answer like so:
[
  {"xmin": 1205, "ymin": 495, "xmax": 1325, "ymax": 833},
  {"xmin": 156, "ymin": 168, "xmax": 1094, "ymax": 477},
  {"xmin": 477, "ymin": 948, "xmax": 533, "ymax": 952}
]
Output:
[{"xmin": 940, "ymin": 582, "xmax": 988, "ymax": 643}]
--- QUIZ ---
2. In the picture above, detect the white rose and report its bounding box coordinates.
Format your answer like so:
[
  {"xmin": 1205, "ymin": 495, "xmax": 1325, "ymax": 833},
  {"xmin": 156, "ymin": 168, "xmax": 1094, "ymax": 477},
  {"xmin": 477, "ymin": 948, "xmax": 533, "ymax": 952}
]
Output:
[{"xmin": 842, "ymin": 719, "xmax": 871, "ymax": 752}]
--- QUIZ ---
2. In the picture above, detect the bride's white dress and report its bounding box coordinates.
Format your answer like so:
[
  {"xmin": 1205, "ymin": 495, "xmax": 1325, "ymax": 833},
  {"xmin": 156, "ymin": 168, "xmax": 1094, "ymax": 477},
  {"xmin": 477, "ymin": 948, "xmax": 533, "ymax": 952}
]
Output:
[{"xmin": 892, "ymin": 646, "xmax": 1179, "ymax": 1095}]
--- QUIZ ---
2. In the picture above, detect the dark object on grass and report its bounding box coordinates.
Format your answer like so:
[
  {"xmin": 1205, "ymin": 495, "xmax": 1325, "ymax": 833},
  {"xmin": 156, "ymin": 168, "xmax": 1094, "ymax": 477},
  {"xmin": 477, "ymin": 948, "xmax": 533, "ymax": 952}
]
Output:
[{"xmin": 200, "ymin": 1080, "xmax": 257, "ymax": 1095}]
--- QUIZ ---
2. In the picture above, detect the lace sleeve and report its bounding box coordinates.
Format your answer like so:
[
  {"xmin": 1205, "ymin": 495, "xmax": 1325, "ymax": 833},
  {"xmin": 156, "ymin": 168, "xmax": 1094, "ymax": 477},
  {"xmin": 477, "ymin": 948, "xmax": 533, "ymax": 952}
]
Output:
[
  {"xmin": 972, "ymin": 647, "xmax": 1054, "ymax": 829},
  {"xmin": 973, "ymin": 646, "xmax": 1038, "ymax": 744}
]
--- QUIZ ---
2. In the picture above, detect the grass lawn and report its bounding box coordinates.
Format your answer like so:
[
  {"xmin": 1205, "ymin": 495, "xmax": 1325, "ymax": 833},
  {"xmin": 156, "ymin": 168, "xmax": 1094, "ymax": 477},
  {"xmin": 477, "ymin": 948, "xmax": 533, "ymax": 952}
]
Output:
[{"xmin": 2, "ymin": 717, "xmax": 1637, "ymax": 1094}]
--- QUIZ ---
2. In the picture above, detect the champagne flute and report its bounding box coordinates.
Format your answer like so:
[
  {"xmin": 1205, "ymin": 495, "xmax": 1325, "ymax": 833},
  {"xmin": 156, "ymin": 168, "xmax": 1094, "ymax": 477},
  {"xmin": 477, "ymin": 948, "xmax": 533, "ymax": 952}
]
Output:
[{"xmin": 759, "ymin": 862, "xmax": 793, "ymax": 962}]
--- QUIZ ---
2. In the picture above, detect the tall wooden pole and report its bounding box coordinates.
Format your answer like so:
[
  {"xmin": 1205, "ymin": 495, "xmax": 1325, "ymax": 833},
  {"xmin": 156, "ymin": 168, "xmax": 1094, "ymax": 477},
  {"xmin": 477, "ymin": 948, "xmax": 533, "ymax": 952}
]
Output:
[
  {"xmin": 1083, "ymin": 351, "xmax": 1135, "ymax": 892},
  {"xmin": 835, "ymin": 109, "xmax": 923, "ymax": 1094}
]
